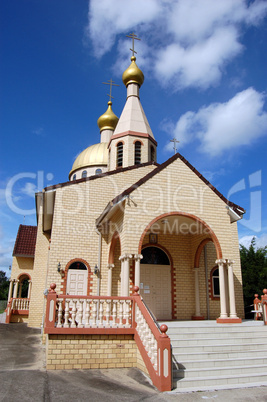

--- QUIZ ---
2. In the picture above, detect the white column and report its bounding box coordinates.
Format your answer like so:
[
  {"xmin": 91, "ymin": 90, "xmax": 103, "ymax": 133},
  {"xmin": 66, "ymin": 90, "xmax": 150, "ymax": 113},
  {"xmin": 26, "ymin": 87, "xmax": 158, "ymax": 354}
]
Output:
[
  {"xmin": 8, "ymin": 279, "xmax": 14, "ymax": 301},
  {"xmin": 134, "ymin": 254, "xmax": 143, "ymax": 288},
  {"xmin": 216, "ymin": 259, "xmax": 228, "ymax": 319},
  {"xmin": 119, "ymin": 255, "xmax": 125, "ymax": 296},
  {"xmin": 226, "ymin": 259, "xmax": 238, "ymax": 319},
  {"xmin": 27, "ymin": 281, "xmax": 32, "ymax": 299},
  {"xmin": 107, "ymin": 264, "xmax": 114, "ymax": 297},
  {"xmin": 13, "ymin": 279, "xmax": 19, "ymax": 298},
  {"xmin": 123, "ymin": 254, "xmax": 132, "ymax": 297},
  {"xmin": 193, "ymin": 267, "xmax": 201, "ymax": 317},
  {"xmin": 18, "ymin": 282, "xmax": 22, "ymax": 298}
]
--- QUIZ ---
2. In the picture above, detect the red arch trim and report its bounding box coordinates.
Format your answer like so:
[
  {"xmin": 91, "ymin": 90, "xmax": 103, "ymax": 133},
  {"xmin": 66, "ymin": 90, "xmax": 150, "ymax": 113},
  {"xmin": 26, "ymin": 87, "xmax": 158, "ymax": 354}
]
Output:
[
  {"xmin": 194, "ymin": 238, "xmax": 213, "ymax": 268},
  {"xmin": 138, "ymin": 212, "xmax": 222, "ymax": 259},
  {"xmin": 108, "ymin": 232, "xmax": 121, "ymax": 264},
  {"xmin": 17, "ymin": 272, "xmax": 32, "ymax": 281},
  {"xmin": 61, "ymin": 258, "xmax": 92, "ymax": 295}
]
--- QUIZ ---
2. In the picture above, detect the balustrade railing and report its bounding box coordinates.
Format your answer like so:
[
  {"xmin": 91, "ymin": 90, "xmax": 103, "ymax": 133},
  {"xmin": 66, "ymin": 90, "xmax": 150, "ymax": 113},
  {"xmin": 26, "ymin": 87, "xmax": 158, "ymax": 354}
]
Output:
[
  {"xmin": 252, "ymin": 289, "xmax": 267, "ymax": 324},
  {"xmin": 44, "ymin": 283, "xmax": 172, "ymax": 391},
  {"xmin": 5, "ymin": 297, "xmax": 30, "ymax": 323}
]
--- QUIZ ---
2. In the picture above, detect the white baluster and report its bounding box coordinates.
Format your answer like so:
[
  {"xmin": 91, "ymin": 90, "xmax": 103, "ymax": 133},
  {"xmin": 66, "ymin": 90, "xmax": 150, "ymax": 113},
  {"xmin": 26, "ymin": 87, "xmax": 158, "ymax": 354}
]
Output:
[
  {"xmin": 99, "ymin": 300, "xmax": 104, "ymax": 328},
  {"xmin": 64, "ymin": 300, "xmax": 70, "ymax": 328},
  {"xmin": 57, "ymin": 300, "xmax": 63, "ymax": 328},
  {"xmin": 91, "ymin": 300, "xmax": 97, "ymax": 328},
  {"xmin": 105, "ymin": 300, "xmax": 111, "ymax": 328},
  {"xmin": 112, "ymin": 300, "xmax": 118, "ymax": 328},
  {"xmin": 85, "ymin": 300, "xmax": 91, "ymax": 328},
  {"xmin": 125, "ymin": 300, "xmax": 131, "ymax": 328},
  {"xmin": 71, "ymin": 300, "xmax": 77, "ymax": 328},
  {"xmin": 77, "ymin": 300, "xmax": 84, "ymax": 328},
  {"xmin": 118, "ymin": 300, "xmax": 124, "ymax": 327}
]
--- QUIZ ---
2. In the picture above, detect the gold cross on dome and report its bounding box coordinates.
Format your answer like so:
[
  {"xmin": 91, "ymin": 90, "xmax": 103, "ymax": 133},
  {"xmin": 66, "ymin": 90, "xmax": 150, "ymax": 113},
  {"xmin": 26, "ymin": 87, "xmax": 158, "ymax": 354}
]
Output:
[
  {"xmin": 102, "ymin": 79, "xmax": 119, "ymax": 102},
  {"xmin": 126, "ymin": 32, "xmax": 141, "ymax": 57}
]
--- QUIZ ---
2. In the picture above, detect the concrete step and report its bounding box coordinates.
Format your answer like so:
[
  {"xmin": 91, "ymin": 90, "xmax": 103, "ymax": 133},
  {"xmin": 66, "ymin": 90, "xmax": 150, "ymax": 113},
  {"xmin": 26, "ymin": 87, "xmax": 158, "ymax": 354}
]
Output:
[
  {"xmin": 170, "ymin": 335, "xmax": 267, "ymax": 346},
  {"xmin": 171, "ymin": 341, "xmax": 267, "ymax": 353},
  {"xmin": 172, "ymin": 348, "xmax": 267, "ymax": 361},
  {"xmin": 167, "ymin": 329, "xmax": 267, "ymax": 338},
  {"xmin": 173, "ymin": 372, "xmax": 267, "ymax": 390},
  {"xmin": 173, "ymin": 363, "xmax": 267, "ymax": 379},
  {"xmin": 175, "ymin": 355, "xmax": 267, "ymax": 369}
]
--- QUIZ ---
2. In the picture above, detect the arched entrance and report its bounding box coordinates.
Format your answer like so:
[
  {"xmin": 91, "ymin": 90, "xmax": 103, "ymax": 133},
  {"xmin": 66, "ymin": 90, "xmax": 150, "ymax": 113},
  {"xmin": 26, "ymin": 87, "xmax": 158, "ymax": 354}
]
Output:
[
  {"xmin": 66, "ymin": 261, "xmax": 88, "ymax": 295},
  {"xmin": 140, "ymin": 246, "xmax": 172, "ymax": 320}
]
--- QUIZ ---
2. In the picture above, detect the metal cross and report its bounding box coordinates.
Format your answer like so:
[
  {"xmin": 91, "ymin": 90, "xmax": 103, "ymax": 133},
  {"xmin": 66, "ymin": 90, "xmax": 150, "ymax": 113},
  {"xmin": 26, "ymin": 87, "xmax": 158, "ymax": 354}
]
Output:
[
  {"xmin": 102, "ymin": 79, "xmax": 119, "ymax": 102},
  {"xmin": 170, "ymin": 138, "xmax": 180, "ymax": 154},
  {"xmin": 126, "ymin": 32, "xmax": 141, "ymax": 57}
]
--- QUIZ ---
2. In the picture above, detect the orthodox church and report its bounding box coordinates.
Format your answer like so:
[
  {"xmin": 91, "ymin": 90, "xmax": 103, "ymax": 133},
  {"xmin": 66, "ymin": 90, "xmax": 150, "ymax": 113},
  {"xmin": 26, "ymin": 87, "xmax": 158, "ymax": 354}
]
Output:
[{"xmin": 7, "ymin": 37, "xmax": 245, "ymax": 329}]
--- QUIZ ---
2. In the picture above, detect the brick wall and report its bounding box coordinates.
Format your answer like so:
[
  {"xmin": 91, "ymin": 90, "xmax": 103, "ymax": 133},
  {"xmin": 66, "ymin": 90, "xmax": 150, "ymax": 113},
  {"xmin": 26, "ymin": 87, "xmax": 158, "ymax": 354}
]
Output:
[{"xmin": 46, "ymin": 334, "xmax": 138, "ymax": 370}]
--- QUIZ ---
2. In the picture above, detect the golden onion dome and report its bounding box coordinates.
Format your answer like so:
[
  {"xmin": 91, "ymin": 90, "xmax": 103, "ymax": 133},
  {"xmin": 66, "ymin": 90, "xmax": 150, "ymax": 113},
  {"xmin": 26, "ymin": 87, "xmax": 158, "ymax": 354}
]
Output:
[
  {"xmin": 97, "ymin": 101, "xmax": 119, "ymax": 132},
  {"xmin": 69, "ymin": 142, "xmax": 108, "ymax": 178},
  {"xmin": 122, "ymin": 56, "xmax": 144, "ymax": 87}
]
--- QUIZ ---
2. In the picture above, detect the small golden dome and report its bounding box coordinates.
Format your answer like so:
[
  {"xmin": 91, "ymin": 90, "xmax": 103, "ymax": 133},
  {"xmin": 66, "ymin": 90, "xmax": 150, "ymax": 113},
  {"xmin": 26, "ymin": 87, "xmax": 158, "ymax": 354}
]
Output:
[
  {"xmin": 97, "ymin": 101, "xmax": 119, "ymax": 132},
  {"xmin": 69, "ymin": 142, "xmax": 108, "ymax": 178},
  {"xmin": 122, "ymin": 56, "xmax": 144, "ymax": 87}
]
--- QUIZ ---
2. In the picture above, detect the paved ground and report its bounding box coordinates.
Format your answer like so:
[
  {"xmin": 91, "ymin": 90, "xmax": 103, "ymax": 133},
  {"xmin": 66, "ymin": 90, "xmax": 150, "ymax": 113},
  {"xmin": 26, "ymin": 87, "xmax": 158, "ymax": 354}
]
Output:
[{"xmin": 0, "ymin": 320, "xmax": 267, "ymax": 401}]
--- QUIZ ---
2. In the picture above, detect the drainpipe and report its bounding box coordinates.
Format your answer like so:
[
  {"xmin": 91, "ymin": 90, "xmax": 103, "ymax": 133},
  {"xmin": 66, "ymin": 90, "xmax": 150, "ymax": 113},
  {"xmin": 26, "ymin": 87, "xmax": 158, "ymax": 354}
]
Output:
[
  {"xmin": 204, "ymin": 245, "xmax": 210, "ymax": 320},
  {"xmin": 95, "ymin": 228, "xmax": 102, "ymax": 297}
]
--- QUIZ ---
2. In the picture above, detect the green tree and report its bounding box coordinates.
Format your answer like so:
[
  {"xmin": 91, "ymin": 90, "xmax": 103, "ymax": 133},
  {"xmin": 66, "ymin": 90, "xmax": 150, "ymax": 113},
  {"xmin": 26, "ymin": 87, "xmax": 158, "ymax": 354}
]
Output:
[
  {"xmin": 0, "ymin": 270, "xmax": 9, "ymax": 300},
  {"xmin": 240, "ymin": 238, "xmax": 267, "ymax": 316}
]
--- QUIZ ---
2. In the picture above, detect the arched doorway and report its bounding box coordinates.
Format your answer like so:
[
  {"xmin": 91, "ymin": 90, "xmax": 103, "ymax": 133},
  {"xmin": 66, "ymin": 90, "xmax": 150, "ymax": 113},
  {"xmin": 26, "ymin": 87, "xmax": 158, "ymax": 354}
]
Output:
[
  {"xmin": 140, "ymin": 246, "xmax": 172, "ymax": 320},
  {"xmin": 66, "ymin": 261, "xmax": 88, "ymax": 295}
]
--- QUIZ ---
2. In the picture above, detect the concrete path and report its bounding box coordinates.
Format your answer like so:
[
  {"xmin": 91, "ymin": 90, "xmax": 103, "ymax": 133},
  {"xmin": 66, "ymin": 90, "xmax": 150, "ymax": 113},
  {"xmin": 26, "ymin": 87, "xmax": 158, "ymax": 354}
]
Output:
[{"xmin": 0, "ymin": 322, "xmax": 267, "ymax": 401}]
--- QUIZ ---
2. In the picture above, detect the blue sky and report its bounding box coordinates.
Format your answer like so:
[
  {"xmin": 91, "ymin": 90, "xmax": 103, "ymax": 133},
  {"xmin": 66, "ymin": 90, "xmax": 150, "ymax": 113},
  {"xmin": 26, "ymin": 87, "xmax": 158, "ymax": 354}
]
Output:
[{"xmin": 1, "ymin": 0, "xmax": 267, "ymax": 276}]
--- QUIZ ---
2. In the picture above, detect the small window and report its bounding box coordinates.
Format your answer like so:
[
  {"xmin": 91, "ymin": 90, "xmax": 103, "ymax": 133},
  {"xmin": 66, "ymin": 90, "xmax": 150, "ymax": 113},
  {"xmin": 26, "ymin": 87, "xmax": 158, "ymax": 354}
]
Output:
[
  {"xmin": 151, "ymin": 146, "xmax": 155, "ymax": 162},
  {"xmin": 73, "ymin": 174, "xmax": 76, "ymax": 181},
  {"xmin": 82, "ymin": 170, "xmax": 87, "ymax": 178},
  {"xmin": 211, "ymin": 267, "xmax": 220, "ymax": 298},
  {"xmin": 117, "ymin": 142, "xmax": 123, "ymax": 167},
  {"xmin": 134, "ymin": 141, "xmax": 141, "ymax": 165},
  {"xmin": 95, "ymin": 168, "xmax": 102, "ymax": 175}
]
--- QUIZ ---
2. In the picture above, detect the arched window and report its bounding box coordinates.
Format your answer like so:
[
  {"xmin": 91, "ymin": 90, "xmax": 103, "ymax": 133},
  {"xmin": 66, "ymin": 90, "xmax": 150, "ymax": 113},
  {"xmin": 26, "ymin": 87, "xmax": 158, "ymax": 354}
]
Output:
[
  {"xmin": 117, "ymin": 142, "xmax": 123, "ymax": 167},
  {"xmin": 150, "ymin": 146, "xmax": 155, "ymax": 162},
  {"xmin": 82, "ymin": 170, "xmax": 87, "ymax": 178},
  {"xmin": 134, "ymin": 141, "xmax": 141, "ymax": 165},
  {"xmin": 95, "ymin": 168, "xmax": 102, "ymax": 175},
  {"xmin": 211, "ymin": 266, "xmax": 220, "ymax": 298},
  {"xmin": 73, "ymin": 174, "xmax": 76, "ymax": 181},
  {"xmin": 69, "ymin": 261, "xmax": 87, "ymax": 270},
  {"xmin": 141, "ymin": 246, "xmax": 170, "ymax": 265}
]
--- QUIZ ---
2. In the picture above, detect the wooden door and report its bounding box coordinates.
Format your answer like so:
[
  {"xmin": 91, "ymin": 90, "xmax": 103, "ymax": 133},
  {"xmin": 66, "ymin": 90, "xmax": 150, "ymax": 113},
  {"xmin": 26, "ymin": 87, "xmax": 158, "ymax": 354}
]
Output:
[{"xmin": 140, "ymin": 264, "xmax": 172, "ymax": 320}]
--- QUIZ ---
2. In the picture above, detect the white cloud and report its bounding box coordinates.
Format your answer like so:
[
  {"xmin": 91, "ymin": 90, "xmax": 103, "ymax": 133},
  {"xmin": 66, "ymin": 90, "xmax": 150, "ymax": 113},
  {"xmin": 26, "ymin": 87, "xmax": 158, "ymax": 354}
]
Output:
[
  {"xmin": 20, "ymin": 183, "xmax": 37, "ymax": 198},
  {"xmin": 167, "ymin": 88, "xmax": 267, "ymax": 156},
  {"xmin": 239, "ymin": 234, "xmax": 267, "ymax": 249},
  {"xmin": 86, "ymin": 0, "xmax": 267, "ymax": 90}
]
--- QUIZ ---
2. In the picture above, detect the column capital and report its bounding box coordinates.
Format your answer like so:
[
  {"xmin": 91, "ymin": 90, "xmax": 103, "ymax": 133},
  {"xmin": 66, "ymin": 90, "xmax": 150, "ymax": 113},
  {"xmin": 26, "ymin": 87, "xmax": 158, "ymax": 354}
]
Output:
[
  {"xmin": 119, "ymin": 254, "xmax": 126, "ymax": 261},
  {"xmin": 134, "ymin": 254, "xmax": 143, "ymax": 261},
  {"xmin": 216, "ymin": 259, "xmax": 226, "ymax": 266},
  {"xmin": 125, "ymin": 253, "xmax": 132, "ymax": 261},
  {"xmin": 107, "ymin": 264, "xmax": 114, "ymax": 270},
  {"xmin": 226, "ymin": 259, "xmax": 235, "ymax": 267},
  {"xmin": 193, "ymin": 267, "xmax": 199, "ymax": 271}
]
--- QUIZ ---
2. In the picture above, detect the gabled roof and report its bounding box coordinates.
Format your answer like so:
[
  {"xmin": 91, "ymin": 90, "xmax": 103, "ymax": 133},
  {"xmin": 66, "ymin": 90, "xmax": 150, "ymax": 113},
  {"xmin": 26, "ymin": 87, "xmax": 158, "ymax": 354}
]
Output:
[
  {"xmin": 96, "ymin": 152, "xmax": 245, "ymax": 227},
  {"xmin": 13, "ymin": 225, "xmax": 37, "ymax": 257}
]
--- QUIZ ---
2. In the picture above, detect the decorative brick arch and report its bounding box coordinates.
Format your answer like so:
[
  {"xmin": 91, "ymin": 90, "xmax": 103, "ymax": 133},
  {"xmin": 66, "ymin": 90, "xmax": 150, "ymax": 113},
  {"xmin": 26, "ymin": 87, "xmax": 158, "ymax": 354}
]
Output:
[
  {"xmin": 108, "ymin": 232, "xmax": 121, "ymax": 264},
  {"xmin": 194, "ymin": 238, "xmax": 214, "ymax": 268},
  {"xmin": 133, "ymin": 139, "xmax": 144, "ymax": 146},
  {"xmin": 138, "ymin": 212, "xmax": 222, "ymax": 259},
  {"xmin": 115, "ymin": 140, "xmax": 125, "ymax": 146},
  {"xmin": 61, "ymin": 258, "xmax": 92, "ymax": 295},
  {"xmin": 17, "ymin": 272, "xmax": 32, "ymax": 282}
]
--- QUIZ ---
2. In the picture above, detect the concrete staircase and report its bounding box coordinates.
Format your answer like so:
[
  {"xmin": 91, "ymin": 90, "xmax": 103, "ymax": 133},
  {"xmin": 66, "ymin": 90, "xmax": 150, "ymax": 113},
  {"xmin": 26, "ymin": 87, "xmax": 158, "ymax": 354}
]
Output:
[{"xmin": 164, "ymin": 320, "xmax": 267, "ymax": 392}]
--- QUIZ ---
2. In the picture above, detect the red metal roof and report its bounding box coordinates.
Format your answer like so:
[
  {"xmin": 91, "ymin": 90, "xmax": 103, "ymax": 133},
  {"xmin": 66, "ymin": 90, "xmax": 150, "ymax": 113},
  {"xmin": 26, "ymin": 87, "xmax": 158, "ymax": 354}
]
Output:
[{"xmin": 13, "ymin": 225, "xmax": 37, "ymax": 257}]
